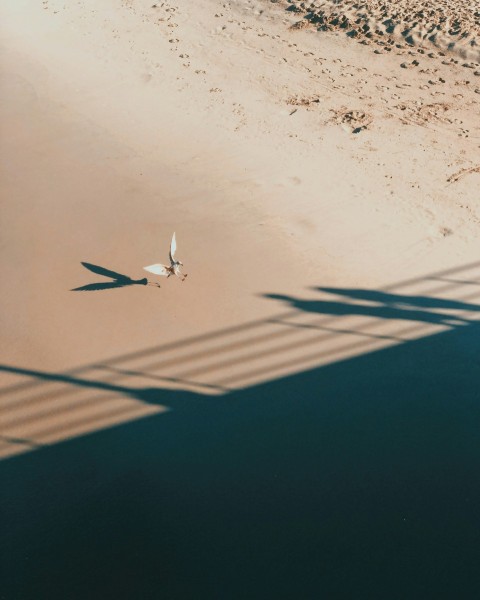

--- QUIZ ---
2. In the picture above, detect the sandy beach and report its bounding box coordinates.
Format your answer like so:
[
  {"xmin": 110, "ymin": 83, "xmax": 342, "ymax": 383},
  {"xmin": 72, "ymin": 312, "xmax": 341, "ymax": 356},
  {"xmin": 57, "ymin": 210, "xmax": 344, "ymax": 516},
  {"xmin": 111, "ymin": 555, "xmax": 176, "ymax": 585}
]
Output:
[{"xmin": 1, "ymin": 0, "xmax": 480, "ymax": 597}]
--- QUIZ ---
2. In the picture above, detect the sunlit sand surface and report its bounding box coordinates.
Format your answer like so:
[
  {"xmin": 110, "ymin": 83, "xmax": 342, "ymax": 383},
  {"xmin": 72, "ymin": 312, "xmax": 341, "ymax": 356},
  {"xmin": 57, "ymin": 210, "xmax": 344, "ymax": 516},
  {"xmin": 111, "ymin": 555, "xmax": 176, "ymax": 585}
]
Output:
[{"xmin": 1, "ymin": 0, "xmax": 480, "ymax": 596}]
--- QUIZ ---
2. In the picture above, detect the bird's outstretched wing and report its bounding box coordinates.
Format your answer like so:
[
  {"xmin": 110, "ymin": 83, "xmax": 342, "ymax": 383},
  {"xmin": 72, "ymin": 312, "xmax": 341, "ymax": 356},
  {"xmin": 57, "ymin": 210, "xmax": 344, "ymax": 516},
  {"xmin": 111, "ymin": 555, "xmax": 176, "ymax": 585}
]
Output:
[
  {"xmin": 169, "ymin": 232, "xmax": 177, "ymax": 263},
  {"xmin": 143, "ymin": 264, "xmax": 169, "ymax": 276}
]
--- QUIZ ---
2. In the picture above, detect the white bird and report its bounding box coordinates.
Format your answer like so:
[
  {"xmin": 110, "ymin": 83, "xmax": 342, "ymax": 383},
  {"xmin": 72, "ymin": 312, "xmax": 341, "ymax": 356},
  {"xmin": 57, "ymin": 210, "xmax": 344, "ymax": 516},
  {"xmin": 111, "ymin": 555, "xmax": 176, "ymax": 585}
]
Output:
[{"xmin": 144, "ymin": 232, "xmax": 187, "ymax": 281}]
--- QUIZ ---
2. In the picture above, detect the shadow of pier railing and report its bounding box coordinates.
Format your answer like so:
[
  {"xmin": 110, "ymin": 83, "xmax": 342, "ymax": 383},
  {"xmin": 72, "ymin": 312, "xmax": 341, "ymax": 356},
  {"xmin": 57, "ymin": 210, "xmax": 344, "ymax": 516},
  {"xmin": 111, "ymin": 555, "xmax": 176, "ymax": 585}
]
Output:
[
  {"xmin": 1, "ymin": 260, "xmax": 480, "ymax": 460},
  {"xmin": 1, "ymin": 262, "xmax": 480, "ymax": 598}
]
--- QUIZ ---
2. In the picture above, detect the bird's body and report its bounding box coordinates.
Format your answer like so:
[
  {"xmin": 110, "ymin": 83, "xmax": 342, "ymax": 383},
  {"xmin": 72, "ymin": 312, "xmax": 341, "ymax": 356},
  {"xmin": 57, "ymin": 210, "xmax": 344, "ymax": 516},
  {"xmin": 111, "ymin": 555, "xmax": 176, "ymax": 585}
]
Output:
[{"xmin": 144, "ymin": 232, "xmax": 187, "ymax": 281}]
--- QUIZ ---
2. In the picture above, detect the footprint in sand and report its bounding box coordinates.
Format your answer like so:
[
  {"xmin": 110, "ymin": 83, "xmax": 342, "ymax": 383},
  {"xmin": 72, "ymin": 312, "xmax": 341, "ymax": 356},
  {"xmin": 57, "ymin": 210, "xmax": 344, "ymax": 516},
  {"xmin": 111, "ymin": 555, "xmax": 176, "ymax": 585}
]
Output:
[
  {"xmin": 439, "ymin": 226, "xmax": 454, "ymax": 238},
  {"xmin": 401, "ymin": 60, "xmax": 420, "ymax": 69},
  {"xmin": 332, "ymin": 109, "xmax": 372, "ymax": 133}
]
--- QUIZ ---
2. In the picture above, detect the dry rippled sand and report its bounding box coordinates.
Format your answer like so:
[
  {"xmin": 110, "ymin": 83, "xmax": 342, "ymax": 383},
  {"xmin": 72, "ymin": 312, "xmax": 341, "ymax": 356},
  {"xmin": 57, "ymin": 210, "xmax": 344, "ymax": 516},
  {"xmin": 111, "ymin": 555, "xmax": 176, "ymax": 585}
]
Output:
[{"xmin": 284, "ymin": 0, "xmax": 480, "ymax": 62}]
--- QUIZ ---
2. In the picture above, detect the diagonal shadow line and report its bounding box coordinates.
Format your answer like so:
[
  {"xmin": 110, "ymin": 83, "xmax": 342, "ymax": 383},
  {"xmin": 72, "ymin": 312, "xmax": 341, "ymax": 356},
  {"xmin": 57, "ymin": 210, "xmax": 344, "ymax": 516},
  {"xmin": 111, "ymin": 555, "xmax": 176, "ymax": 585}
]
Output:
[
  {"xmin": 1, "ymin": 388, "xmax": 142, "ymax": 432},
  {"xmin": 11, "ymin": 399, "xmax": 158, "ymax": 445},
  {"xmin": 267, "ymin": 318, "xmax": 406, "ymax": 341},
  {"xmin": 0, "ymin": 365, "xmax": 133, "ymax": 396},
  {"xmin": 381, "ymin": 259, "xmax": 480, "ymax": 290},
  {"xmin": 5, "ymin": 393, "xmax": 189, "ymax": 446},
  {"xmin": 0, "ymin": 435, "xmax": 43, "ymax": 450},
  {"xmin": 316, "ymin": 288, "xmax": 480, "ymax": 312},
  {"xmin": 96, "ymin": 365, "xmax": 229, "ymax": 393},
  {"xmin": 428, "ymin": 277, "xmax": 480, "ymax": 286}
]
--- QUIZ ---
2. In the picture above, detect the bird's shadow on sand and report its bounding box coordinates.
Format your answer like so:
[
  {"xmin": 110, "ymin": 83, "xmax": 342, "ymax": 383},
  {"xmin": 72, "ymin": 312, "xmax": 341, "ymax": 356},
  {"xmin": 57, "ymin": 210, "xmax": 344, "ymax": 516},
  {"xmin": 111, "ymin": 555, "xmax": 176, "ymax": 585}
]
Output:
[{"xmin": 71, "ymin": 262, "xmax": 153, "ymax": 291}]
